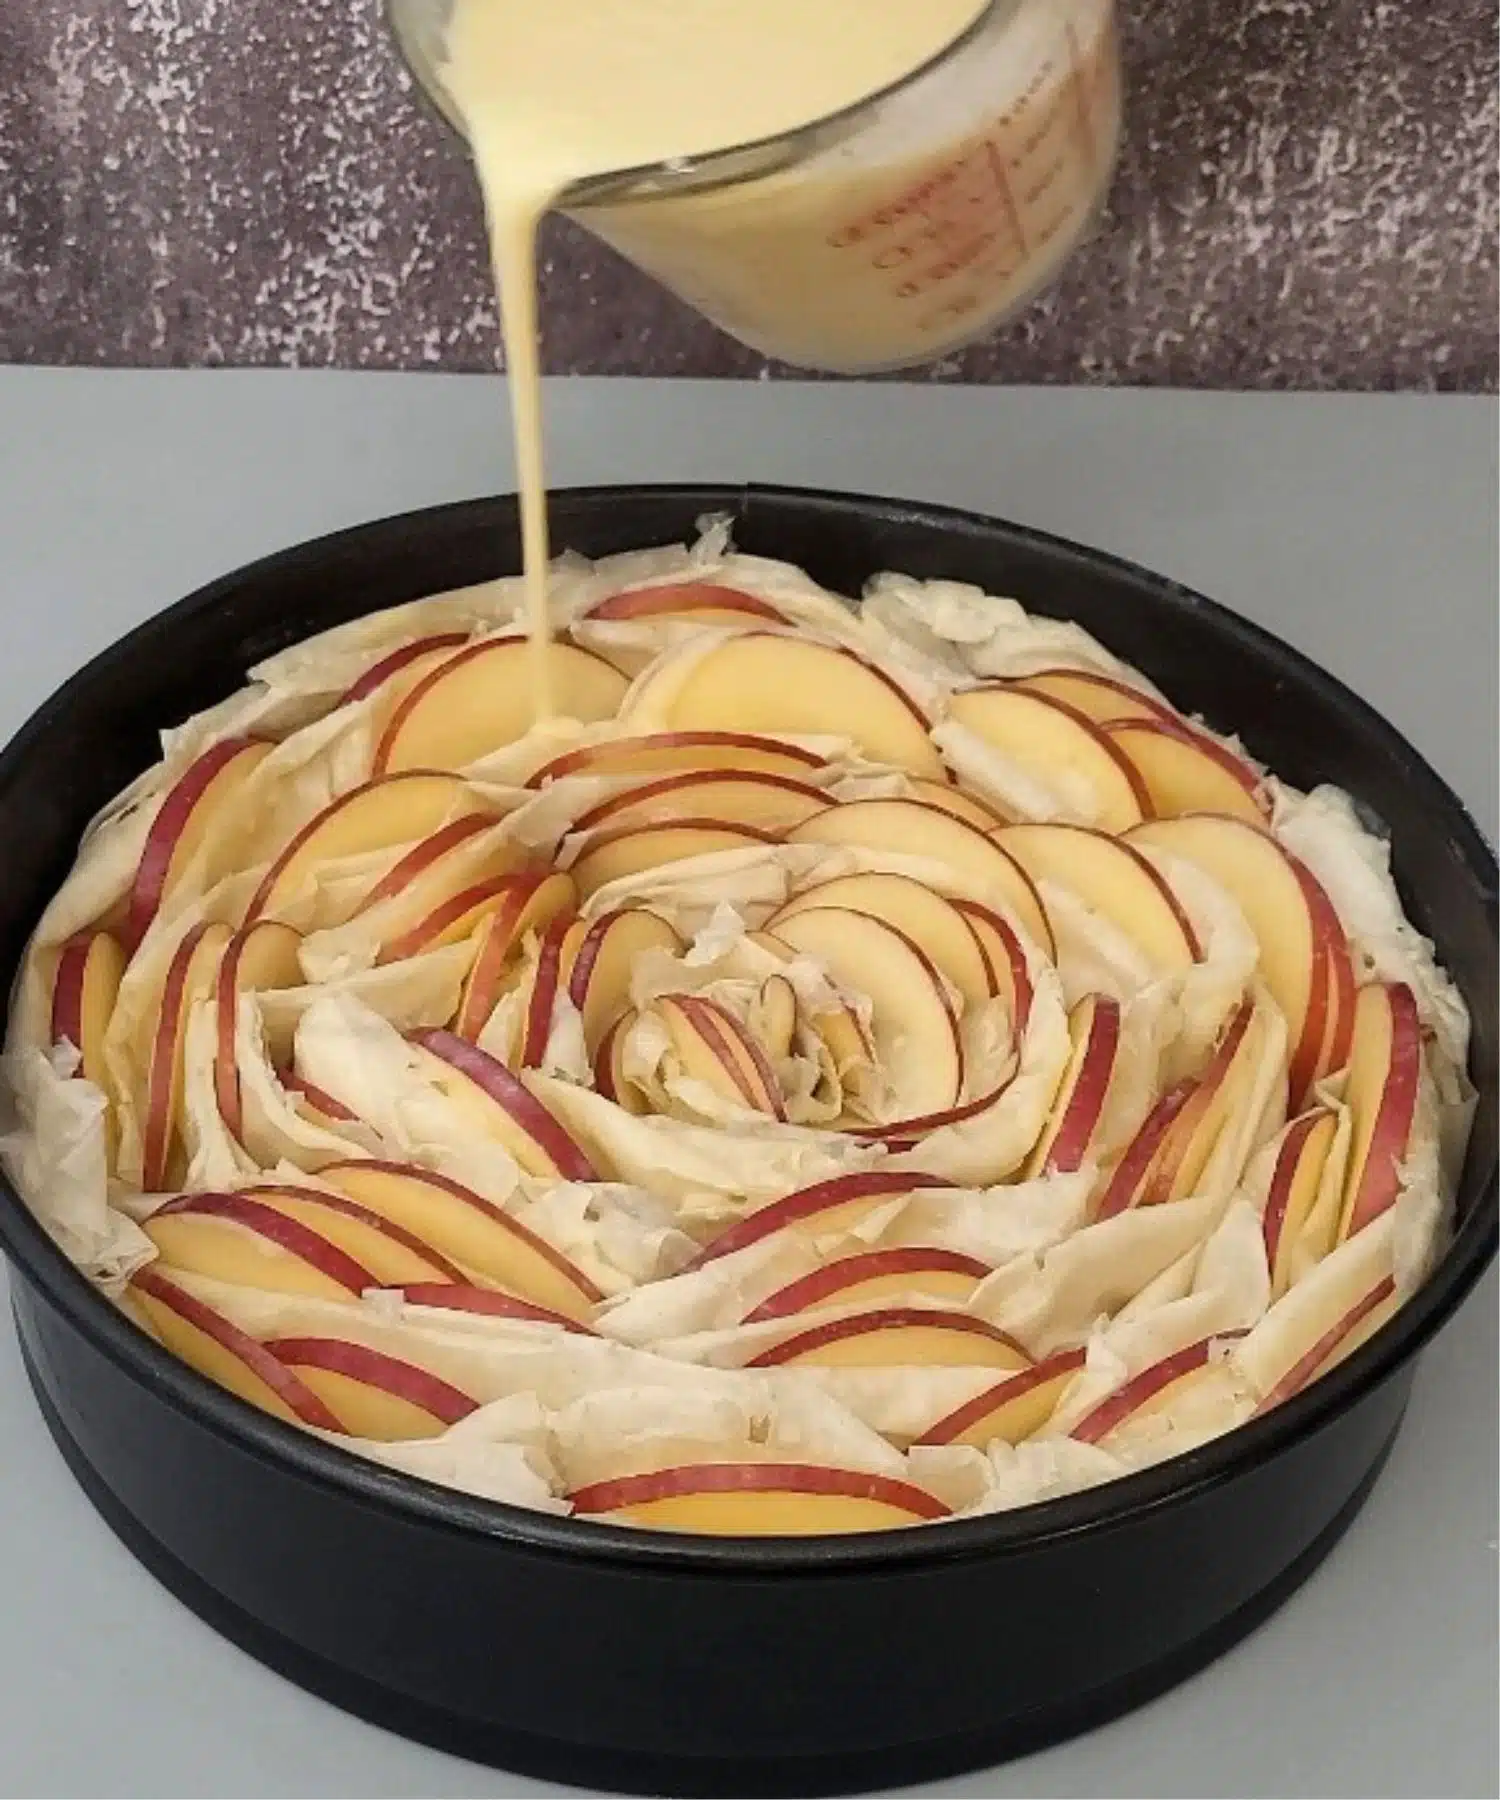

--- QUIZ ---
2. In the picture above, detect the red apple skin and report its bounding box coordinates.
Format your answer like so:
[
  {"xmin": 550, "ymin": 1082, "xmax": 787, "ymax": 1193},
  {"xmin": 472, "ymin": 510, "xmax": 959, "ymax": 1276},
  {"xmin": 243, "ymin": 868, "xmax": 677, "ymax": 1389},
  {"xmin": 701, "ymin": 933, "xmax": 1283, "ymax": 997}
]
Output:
[
  {"xmin": 319, "ymin": 1158, "xmax": 604, "ymax": 1303},
  {"xmin": 263, "ymin": 1336, "xmax": 480, "ymax": 1427},
  {"xmin": 526, "ymin": 732, "xmax": 827, "ymax": 790},
  {"xmin": 592, "ymin": 1016, "xmax": 625, "ymax": 1102},
  {"xmin": 281, "ymin": 1069, "xmax": 358, "ymax": 1123},
  {"xmin": 338, "ymin": 633, "xmax": 469, "ymax": 706},
  {"xmin": 356, "ymin": 814, "xmax": 492, "ymax": 913},
  {"xmin": 573, "ymin": 769, "xmax": 829, "ymax": 836},
  {"xmin": 242, "ymin": 1184, "xmax": 471, "ymax": 1283},
  {"xmin": 382, "ymin": 873, "xmax": 531, "ymax": 967},
  {"xmin": 1254, "ymin": 1276, "xmax": 1398, "ymax": 1413},
  {"xmin": 1342, "ymin": 983, "xmax": 1423, "ymax": 1239},
  {"xmin": 742, "ymin": 1248, "xmax": 991, "ymax": 1324},
  {"xmin": 392, "ymin": 1282, "xmax": 596, "ymax": 1333},
  {"xmin": 132, "ymin": 1266, "xmax": 345, "ymax": 1431},
  {"xmin": 916, "ymin": 1347, "xmax": 1088, "ymax": 1446},
  {"xmin": 452, "ymin": 873, "xmax": 569, "ymax": 1039},
  {"xmin": 152, "ymin": 1190, "xmax": 377, "ymax": 1294},
  {"xmin": 1042, "ymin": 995, "xmax": 1122, "ymax": 1177},
  {"xmin": 669, "ymin": 992, "xmax": 788, "ymax": 1121},
  {"xmin": 1105, "ymin": 715, "xmax": 1269, "ymax": 809},
  {"xmin": 950, "ymin": 897, "xmax": 1036, "ymax": 1029},
  {"xmin": 125, "ymin": 737, "xmax": 266, "ymax": 949},
  {"xmin": 49, "ymin": 935, "xmax": 94, "ymax": 1052},
  {"xmin": 1068, "ymin": 1331, "xmax": 1247, "ymax": 1445},
  {"xmin": 142, "ymin": 920, "xmax": 226, "ymax": 1192},
  {"xmin": 567, "ymin": 1462, "xmax": 951, "ymax": 1522},
  {"xmin": 517, "ymin": 912, "xmax": 574, "ymax": 1070},
  {"xmin": 1012, "ymin": 668, "xmax": 1176, "ymax": 724},
  {"xmin": 745, "ymin": 1306, "xmax": 1030, "ymax": 1369},
  {"xmin": 408, "ymin": 1028, "xmax": 602, "ymax": 1182},
  {"xmin": 583, "ymin": 581, "xmax": 787, "ymax": 625},
  {"xmin": 1260, "ymin": 1108, "xmax": 1335, "ymax": 1269},
  {"xmin": 988, "ymin": 686, "xmax": 1154, "ymax": 816},
  {"xmin": 854, "ymin": 1076, "xmax": 1019, "ymax": 1151},
  {"xmin": 1092, "ymin": 1079, "xmax": 1200, "ymax": 1221},
  {"xmin": 1285, "ymin": 854, "xmax": 1353, "ymax": 1105},
  {"xmin": 686, "ymin": 1172, "xmax": 952, "ymax": 1268},
  {"xmin": 50, "ymin": 930, "xmax": 125, "ymax": 1084},
  {"xmin": 1138, "ymin": 998, "xmax": 1256, "ymax": 1206}
]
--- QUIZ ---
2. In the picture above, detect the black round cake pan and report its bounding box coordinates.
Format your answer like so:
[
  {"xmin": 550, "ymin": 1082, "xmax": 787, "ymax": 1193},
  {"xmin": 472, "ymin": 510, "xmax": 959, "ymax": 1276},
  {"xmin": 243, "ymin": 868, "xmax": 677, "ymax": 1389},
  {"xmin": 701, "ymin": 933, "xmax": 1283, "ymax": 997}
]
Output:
[{"xmin": 0, "ymin": 485, "xmax": 1495, "ymax": 1798}]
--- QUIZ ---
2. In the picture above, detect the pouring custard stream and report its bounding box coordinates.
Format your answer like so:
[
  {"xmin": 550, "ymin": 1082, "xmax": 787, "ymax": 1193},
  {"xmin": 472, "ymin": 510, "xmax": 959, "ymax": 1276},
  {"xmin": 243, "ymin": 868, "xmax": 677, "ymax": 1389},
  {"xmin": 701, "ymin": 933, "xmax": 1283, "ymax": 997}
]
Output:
[{"xmin": 437, "ymin": 0, "xmax": 989, "ymax": 719}]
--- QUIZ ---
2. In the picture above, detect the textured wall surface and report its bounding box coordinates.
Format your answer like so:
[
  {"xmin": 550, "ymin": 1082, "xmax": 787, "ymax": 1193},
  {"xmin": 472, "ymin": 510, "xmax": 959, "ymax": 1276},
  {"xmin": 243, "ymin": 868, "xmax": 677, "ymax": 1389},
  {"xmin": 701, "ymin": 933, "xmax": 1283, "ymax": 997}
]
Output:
[{"xmin": 1, "ymin": 0, "xmax": 1496, "ymax": 389}]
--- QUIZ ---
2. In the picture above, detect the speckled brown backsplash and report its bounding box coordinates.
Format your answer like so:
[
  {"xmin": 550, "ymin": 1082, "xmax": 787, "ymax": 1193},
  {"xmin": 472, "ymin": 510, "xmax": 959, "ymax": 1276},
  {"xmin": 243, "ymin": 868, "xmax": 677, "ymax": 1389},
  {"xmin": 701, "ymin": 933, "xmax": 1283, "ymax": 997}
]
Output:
[{"xmin": 1, "ymin": 1, "xmax": 1495, "ymax": 390}]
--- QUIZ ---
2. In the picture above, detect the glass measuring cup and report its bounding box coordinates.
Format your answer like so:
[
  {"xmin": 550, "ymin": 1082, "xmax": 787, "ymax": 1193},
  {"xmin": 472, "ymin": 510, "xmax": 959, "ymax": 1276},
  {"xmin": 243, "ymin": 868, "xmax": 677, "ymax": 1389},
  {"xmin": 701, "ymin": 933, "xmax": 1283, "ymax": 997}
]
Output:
[{"xmin": 390, "ymin": 0, "xmax": 1122, "ymax": 373}]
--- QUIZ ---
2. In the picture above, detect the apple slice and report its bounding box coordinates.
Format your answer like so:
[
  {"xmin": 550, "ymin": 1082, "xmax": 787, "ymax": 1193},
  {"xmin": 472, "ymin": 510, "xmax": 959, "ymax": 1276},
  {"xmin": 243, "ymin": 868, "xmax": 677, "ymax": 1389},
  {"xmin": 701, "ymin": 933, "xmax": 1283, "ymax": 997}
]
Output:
[
  {"xmin": 747, "ymin": 1306, "xmax": 1031, "ymax": 1371},
  {"xmin": 1136, "ymin": 1000, "xmax": 1262, "ymax": 1207},
  {"xmin": 527, "ymin": 732, "xmax": 828, "ymax": 789},
  {"xmin": 656, "ymin": 992, "xmax": 787, "ymax": 1119},
  {"xmin": 125, "ymin": 737, "xmax": 273, "ymax": 946},
  {"xmin": 132, "ymin": 1267, "xmax": 345, "ymax": 1430},
  {"xmin": 212, "ymin": 920, "xmax": 304, "ymax": 1139},
  {"xmin": 50, "ymin": 929, "xmax": 127, "ymax": 1085},
  {"xmin": 141, "ymin": 920, "xmax": 234, "ymax": 1190},
  {"xmin": 1092, "ymin": 1078, "xmax": 1200, "ymax": 1220},
  {"xmin": 1010, "ymin": 668, "xmax": 1174, "ymax": 726},
  {"xmin": 574, "ymin": 770, "xmax": 829, "ymax": 837},
  {"xmin": 771, "ymin": 874, "xmax": 993, "ymax": 1010},
  {"xmin": 451, "ymin": 871, "xmax": 578, "ymax": 1039},
  {"xmin": 592, "ymin": 1012, "xmax": 646, "ymax": 1112},
  {"xmin": 282, "ymin": 1068, "xmax": 359, "ymax": 1126},
  {"xmin": 743, "ymin": 1248, "xmax": 990, "ymax": 1322},
  {"xmin": 407, "ymin": 1028, "xmax": 602, "ymax": 1181},
  {"xmin": 582, "ymin": 580, "xmax": 788, "ymax": 626},
  {"xmin": 648, "ymin": 633, "xmax": 941, "ymax": 777},
  {"xmin": 766, "ymin": 907, "xmax": 963, "ymax": 1117},
  {"xmin": 263, "ymin": 1336, "xmax": 479, "ymax": 1440},
  {"xmin": 754, "ymin": 975, "xmax": 798, "ymax": 1061},
  {"xmin": 949, "ymin": 898, "xmax": 1036, "ymax": 1030},
  {"xmin": 379, "ymin": 873, "xmax": 528, "ymax": 967},
  {"xmin": 392, "ymin": 1281, "xmax": 595, "ymax": 1333},
  {"xmin": 352, "ymin": 809, "xmax": 521, "ymax": 927},
  {"xmin": 788, "ymin": 799, "xmax": 1052, "ymax": 955},
  {"xmin": 1337, "ymin": 983, "xmax": 1422, "ymax": 1241},
  {"xmin": 569, "ymin": 819, "xmax": 781, "ymax": 899},
  {"xmin": 946, "ymin": 686, "xmax": 1149, "ymax": 831},
  {"xmin": 237, "ymin": 1184, "xmax": 468, "ymax": 1286},
  {"xmin": 515, "ymin": 911, "xmax": 585, "ymax": 1069},
  {"xmin": 568, "ymin": 1463, "xmax": 950, "ymax": 1533},
  {"xmin": 688, "ymin": 1172, "xmax": 953, "ymax": 1267},
  {"xmin": 917, "ymin": 1347, "xmax": 1087, "ymax": 1447},
  {"xmin": 995, "ymin": 823, "xmax": 1202, "ymax": 971},
  {"xmin": 245, "ymin": 772, "xmax": 485, "ymax": 924},
  {"xmin": 143, "ymin": 1190, "xmax": 377, "ymax": 1299},
  {"xmin": 1023, "ymin": 993, "xmax": 1121, "ymax": 1178},
  {"xmin": 1105, "ymin": 718, "xmax": 1268, "ymax": 825},
  {"xmin": 337, "ymin": 632, "xmax": 470, "ymax": 706},
  {"xmin": 1126, "ymin": 814, "xmax": 1354, "ymax": 1103},
  {"xmin": 1262, "ymin": 1108, "xmax": 1341, "ymax": 1296},
  {"xmin": 1070, "ymin": 1335, "xmax": 1237, "ymax": 1444},
  {"xmin": 905, "ymin": 777, "xmax": 1010, "ymax": 833},
  {"xmin": 1255, "ymin": 1275, "xmax": 1399, "ymax": 1412},
  {"xmin": 322, "ymin": 1159, "xmax": 602, "ymax": 1319},
  {"xmin": 375, "ymin": 637, "xmax": 628, "ymax": 774},
  {"xmin": 567, "ymin": 907, "xmax": 684, "ymax": 1057}
]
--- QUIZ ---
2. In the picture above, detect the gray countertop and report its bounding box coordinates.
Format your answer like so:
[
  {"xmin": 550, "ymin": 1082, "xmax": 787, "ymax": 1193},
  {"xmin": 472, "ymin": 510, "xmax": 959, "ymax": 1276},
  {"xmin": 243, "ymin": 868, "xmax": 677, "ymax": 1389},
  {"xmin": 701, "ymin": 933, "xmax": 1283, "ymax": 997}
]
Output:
[{"xmin": 0, "ymin": 369, "xmax": 1495, "ymax": 1798}]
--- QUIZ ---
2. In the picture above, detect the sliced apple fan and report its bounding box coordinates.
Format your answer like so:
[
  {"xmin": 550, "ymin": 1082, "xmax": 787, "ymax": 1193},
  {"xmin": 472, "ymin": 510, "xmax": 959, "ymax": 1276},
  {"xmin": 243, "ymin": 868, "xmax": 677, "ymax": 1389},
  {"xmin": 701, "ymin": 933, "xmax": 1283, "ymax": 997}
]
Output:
[{"xmin": 2, "ymin": 528, "xmax": 1470, "ymax": 1531}]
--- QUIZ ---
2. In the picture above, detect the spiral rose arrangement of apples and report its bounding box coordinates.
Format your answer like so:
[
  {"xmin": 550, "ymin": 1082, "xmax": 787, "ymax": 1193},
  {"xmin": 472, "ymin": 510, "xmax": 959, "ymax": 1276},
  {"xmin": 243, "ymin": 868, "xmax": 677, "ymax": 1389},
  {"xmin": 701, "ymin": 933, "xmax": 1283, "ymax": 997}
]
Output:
[{"xmin": 4, "ymin": 533, "xmax": 1471, "ymax": 1535}]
